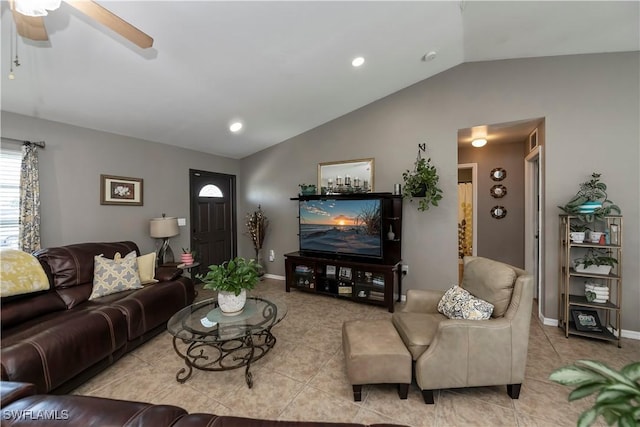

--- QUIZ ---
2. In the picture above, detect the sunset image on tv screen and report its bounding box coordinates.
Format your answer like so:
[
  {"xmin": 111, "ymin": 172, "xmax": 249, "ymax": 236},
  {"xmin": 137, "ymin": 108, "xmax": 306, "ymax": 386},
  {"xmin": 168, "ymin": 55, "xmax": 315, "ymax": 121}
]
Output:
[{"xmin": 299, "ymin": 199, "xmax": 382, "ymax": 257}]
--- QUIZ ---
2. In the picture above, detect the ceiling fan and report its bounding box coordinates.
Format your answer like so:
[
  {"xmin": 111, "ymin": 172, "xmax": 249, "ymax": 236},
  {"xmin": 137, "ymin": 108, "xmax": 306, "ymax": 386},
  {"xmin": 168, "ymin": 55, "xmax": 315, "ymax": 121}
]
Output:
[{"xmin": 9, "ymin": 0, "xmax": 153, "ymax": 48}]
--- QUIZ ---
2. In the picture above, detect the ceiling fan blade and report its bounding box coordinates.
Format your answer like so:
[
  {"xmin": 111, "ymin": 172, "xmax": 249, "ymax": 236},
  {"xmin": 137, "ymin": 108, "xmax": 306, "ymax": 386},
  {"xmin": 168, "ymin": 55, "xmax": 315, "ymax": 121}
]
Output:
[
  {"xmin": 65, "ymin": 0, "xmax": 153, "ymax": 49},
  {"xmin": 8, "ymin": 0, "xmax": 49, "ymax": 41}
]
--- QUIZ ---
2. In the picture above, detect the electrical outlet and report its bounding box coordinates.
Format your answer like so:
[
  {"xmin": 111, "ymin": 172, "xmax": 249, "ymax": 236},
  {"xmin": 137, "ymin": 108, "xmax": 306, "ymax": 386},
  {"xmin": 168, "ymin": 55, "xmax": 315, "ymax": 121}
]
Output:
[
  {"xmin": 269, "ymin": 249, "xmax": 275, "ymax": 262},
  {"xmin": 401, "ymin": 264, "xmax": 409, "ymax": 275}
]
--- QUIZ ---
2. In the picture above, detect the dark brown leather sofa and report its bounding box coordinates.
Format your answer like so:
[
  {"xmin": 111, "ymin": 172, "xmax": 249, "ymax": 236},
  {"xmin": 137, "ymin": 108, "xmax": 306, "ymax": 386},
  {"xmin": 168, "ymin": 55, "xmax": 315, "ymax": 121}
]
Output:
[
  {"xmin": 1, "ymin": 382, "xmax": 406, "ymax": 427},
  {"xmin": 1, "ymin": 241, "xmax": 195, "ymax": 395}
]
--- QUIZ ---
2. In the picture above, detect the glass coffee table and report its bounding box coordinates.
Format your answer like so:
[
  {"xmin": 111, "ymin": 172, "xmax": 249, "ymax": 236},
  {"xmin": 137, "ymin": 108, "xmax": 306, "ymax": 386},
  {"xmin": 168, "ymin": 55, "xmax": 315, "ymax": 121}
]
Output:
[{"xmin": 167, "ymin": 296, "xmax": 287, "ymax": 388}]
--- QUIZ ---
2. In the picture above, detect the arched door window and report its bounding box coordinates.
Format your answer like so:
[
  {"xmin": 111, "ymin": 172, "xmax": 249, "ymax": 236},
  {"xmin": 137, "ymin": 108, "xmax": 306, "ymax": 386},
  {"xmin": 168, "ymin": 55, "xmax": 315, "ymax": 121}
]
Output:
[{"xmin": 198, "ymin": 184, "xmax": 223, "ymax": 198}]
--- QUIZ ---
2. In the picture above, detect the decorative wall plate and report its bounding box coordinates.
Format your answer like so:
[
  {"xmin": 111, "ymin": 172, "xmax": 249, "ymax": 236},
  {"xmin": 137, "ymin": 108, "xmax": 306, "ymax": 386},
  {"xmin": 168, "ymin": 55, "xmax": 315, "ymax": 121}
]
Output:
[
  {"xmin": 491, "ymin": 206, "xmax": 507, "ymax": 219},
  {"xmin": 490, "ymin": 168, "xmax": 506, "ymax": 181},
  {"xmin": 490, "ymin": 184, "xmax": 507, "ymax": 198}
]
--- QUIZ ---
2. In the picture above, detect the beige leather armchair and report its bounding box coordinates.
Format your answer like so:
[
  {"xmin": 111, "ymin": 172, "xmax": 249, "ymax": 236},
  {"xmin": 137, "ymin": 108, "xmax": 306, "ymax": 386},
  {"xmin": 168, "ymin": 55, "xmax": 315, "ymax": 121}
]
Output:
[{"xmin": 392, "ymin": 256, "xmax": 533, "ymax": 404}]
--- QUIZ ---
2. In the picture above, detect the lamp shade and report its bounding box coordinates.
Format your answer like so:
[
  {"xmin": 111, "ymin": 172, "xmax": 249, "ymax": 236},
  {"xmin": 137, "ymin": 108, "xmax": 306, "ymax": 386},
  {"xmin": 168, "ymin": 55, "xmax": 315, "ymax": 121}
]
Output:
[{"xmin": 150, "ymin": 217, "xmax": 179, "ymax": 238}]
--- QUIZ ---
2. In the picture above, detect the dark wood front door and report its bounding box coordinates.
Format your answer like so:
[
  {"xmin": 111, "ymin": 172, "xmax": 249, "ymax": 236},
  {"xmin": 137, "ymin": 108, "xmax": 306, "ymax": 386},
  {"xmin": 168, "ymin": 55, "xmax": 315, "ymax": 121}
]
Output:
[{"xmin": 189, "ymin": 169, "xmax": 237, "ymax": 277}]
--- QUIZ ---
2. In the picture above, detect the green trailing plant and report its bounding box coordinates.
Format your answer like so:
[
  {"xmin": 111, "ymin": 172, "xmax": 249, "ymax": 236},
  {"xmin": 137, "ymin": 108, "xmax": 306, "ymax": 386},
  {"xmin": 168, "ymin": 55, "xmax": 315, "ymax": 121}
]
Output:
[
  {"xmin": 196, "ymin": 257, "xmax": 260, "ymax": 296},
  {"xmin": 549, "ymin": 360, "xmax": 640, "ymax": 427},
  {"xmin": 570, "ymin": 223, "xmax": 592, "ymax": 233},
  {"xmin": 574, "ymin": 248, "xmax": 618, "ymax": 269},
  {"xmin": 298, "ymin": 183, "xmax": 317, "ymax": 196},
  {"xmin": 402, "ymin": 153, "xmax": 443, "ymax": 212},
  {"xmin": 559, "ymin": 173, "xmax": 621, "ymax": 222}
]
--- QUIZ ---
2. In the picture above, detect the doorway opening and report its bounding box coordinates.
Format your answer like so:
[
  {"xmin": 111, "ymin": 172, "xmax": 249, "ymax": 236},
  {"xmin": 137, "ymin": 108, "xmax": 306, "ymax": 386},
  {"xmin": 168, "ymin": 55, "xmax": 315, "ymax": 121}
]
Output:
[
  {"xmin": 189, "ymin": 169, "xmax": 237, "ymax": 278},
  {"xmin": 525, "ymin": 143, "xmax": 544, "ymax": 314},
  {"xmin": 457, "ymin": 163, "xmax": 477, "ymax": 283},
  {"xmin": 457, "ymin": 118, "xmax": 545, "ymax": 313}
]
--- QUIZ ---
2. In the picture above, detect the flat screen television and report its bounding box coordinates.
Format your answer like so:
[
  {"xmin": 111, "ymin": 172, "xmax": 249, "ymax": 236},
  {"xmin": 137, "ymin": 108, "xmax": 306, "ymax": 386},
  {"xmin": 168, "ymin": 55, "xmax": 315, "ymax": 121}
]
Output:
[{"xmin": 299, "ymin": 198, "xmax": 383, "ymax": 260}]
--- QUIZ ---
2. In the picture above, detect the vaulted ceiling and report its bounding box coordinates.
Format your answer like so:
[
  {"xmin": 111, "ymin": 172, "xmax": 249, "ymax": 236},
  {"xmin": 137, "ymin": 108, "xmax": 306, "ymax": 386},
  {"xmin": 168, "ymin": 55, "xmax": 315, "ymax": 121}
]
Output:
[{"xmin": 1, "ymin": 1, "xmax": 638, "ymax": 158}]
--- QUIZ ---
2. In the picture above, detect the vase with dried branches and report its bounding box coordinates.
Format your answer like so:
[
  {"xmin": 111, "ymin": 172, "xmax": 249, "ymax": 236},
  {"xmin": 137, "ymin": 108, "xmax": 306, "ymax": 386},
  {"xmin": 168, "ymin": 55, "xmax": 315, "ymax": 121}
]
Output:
[{"xmin": 245, "ymin": 205, "xmax": 268, "ymax": 277}]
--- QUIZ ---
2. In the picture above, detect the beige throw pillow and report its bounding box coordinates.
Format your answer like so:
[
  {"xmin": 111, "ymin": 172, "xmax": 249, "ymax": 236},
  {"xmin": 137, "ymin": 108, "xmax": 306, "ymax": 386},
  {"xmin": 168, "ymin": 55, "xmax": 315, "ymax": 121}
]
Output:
[
  {"xmin": 137, "ymin": 252, "xmax": 159, "ymax": 285},
  {"xmin": 90, "ymin": 251, "xmax": 142, "ymax": 300}
]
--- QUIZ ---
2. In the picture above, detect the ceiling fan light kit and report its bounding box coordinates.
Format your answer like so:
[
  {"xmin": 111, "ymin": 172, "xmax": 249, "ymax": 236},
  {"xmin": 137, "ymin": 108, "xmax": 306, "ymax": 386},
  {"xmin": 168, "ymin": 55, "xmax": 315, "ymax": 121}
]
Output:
[
  {"xmin": 10, "ymin": 0, "xmax": 153, "ymax": 49},
  {"xmin": 14, "ymin": 0, "xmax": 61, "ymax": 17}
]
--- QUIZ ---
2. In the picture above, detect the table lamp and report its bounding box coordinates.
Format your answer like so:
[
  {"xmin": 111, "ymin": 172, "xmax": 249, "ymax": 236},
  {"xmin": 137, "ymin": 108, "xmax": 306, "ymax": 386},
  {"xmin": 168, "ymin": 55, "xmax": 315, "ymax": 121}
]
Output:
[{"xmin": 150, "ymin": 214, "xmax": 179, "ymax": 266}]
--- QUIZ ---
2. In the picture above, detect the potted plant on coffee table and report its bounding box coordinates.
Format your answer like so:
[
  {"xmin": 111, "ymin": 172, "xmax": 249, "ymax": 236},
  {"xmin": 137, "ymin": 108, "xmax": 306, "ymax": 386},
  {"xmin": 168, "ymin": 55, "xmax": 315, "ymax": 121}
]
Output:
[
  {"xmin": 197, "ymin": 257, "xmax": 260, "ymax": 315},
  {"xmin": 402, "ymin": 151, "xmax": 443, "ymax": 212}
]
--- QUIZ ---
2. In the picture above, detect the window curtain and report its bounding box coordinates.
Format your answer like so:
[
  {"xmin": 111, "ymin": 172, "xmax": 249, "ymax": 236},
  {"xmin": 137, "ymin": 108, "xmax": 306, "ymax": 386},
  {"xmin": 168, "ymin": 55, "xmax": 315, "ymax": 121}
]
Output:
[
  {"xmin": 457, "ymin": 183, "xmax": 473, "ymax": 259},
  {"xmin": 19, "ymin": 144, "xmax": 41, "ymax": 253}
]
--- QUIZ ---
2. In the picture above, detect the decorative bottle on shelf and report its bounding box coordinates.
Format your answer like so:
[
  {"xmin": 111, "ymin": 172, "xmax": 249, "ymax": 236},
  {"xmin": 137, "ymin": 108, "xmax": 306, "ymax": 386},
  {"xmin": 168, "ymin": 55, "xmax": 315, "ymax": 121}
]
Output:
[{"xmin": 387, "ymin": 225, "xmax": 395, "ymax": 241}]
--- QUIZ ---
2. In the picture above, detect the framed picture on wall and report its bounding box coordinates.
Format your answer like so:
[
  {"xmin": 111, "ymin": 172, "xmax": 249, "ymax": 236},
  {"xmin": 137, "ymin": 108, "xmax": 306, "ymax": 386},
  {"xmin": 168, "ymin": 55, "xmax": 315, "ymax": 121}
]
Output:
[
  {"xmin": 571, "ymin": 309, "xmax": 603, "ymax": 332},
  {"xmin": 100, "ymin": 174, "xmax": 143, "ymax": 206}
]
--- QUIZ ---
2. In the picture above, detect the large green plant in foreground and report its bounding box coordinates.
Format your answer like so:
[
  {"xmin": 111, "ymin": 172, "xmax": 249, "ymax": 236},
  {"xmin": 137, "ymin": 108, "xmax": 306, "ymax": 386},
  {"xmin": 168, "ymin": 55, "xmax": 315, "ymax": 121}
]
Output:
[{"xmin": 549, "ymin": 360, "xmax": 640, "ymax": 427}]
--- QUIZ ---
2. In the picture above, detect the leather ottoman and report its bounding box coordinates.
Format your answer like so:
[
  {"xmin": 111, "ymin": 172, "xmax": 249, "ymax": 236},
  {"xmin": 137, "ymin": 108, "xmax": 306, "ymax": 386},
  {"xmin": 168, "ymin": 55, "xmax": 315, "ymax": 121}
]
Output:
[{"xmin": 342, "ymin": 319, "xmax": 411, "ymax": 401}]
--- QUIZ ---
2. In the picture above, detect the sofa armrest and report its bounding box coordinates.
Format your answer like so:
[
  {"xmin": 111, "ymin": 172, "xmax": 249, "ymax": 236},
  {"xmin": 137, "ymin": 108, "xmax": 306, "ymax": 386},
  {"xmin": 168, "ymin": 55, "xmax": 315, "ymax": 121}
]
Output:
[
  {"xmin": 400, "ymin": 289, "xmax": 444, "ymax": 313},
  {"xmin": 155, "ymin": 267, "xmax": 183, "ymax": 282},
  {"xmin": 1, "ymin": 381, "xmax": 37, "ymax": 407}
]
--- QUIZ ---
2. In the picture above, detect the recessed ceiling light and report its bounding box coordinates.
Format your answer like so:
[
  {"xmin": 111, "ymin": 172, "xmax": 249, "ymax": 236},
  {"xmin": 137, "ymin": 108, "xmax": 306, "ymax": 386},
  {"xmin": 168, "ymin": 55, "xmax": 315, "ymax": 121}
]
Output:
[
  {"xmin": 351, "ymin": 56, "xmax": 365, "ymax": 67},
  {"xmin": 472, "ymin": 138, "xmax": 487, "ymax": 148},
  {"xmin": 229, "ymin": 121, "xmax": 243, "ymax": 133}
]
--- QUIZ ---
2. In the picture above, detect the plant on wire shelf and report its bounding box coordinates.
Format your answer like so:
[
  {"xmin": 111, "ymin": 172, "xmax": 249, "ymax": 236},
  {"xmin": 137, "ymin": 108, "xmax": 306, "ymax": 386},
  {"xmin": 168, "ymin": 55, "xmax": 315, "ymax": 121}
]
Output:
[
  {"xmin": 574, "ymin": 247, "xmax": 618, "ymax": 269},
  {"xmin": 558, "ymin": 173, "xmax": 621, "ymax": 223}
]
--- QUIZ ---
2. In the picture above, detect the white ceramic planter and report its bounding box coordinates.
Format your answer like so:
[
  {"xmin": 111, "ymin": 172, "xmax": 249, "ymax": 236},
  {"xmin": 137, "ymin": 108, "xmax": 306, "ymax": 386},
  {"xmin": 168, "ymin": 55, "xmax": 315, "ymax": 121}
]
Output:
[
  {"xmin": 588, "ymin": 231, "xmax": 604, "ymax": 243},
  {"xmin": 574, "ymin": 263, "xmax": 612, "ymax": 275},
  {"xmin": 570, "ymin": 232, "xmax": 585, "ymax": 243},
  {"xmin": 217, "ymin": 289, "xmax": 247, "ymax": 315}
]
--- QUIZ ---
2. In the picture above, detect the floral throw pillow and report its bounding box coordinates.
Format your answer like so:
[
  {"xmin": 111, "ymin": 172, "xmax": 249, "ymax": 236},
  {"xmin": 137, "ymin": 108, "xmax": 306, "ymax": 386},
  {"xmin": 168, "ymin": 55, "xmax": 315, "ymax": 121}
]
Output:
[
  {"xmin": 437, "ymin": 285, "xmax": 494, "ymax": 320},
  {"xmin": 90, "ymin": 251, "xmax": 142, "ymax": 300}
]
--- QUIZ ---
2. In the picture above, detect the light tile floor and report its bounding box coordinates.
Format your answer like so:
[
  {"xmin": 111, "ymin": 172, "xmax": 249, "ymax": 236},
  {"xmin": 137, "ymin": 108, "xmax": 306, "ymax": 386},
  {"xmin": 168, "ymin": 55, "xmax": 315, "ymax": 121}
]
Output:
[{"xmin": 73, "ymin": 279, "xmax": 640, "ymax": 426}]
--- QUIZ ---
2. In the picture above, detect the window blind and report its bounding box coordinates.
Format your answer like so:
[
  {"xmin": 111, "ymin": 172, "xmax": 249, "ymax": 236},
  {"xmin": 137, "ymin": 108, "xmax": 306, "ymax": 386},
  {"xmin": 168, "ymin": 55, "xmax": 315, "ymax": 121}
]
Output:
[{"xmin": 0, "ymin": 146, "xmax": 22, "ymax": 248}]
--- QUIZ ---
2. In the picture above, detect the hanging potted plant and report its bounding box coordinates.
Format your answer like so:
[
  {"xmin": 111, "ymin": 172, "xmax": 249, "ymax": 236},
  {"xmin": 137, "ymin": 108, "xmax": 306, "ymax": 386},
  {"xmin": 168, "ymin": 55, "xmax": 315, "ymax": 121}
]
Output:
[
  {"xmin": 245, "ymin": 205, "xmax": 268, "ymax": 278},
  {"xmin": 558, "ymin": 173, "xmax": 621, "ymax": 223},
  {"xmin": 197, "ymin": 257, "xmax": 260, "ymax": 315},
  {"xmin": 402, "ymin": 149, "xmax": 443, "ymax": 211}
]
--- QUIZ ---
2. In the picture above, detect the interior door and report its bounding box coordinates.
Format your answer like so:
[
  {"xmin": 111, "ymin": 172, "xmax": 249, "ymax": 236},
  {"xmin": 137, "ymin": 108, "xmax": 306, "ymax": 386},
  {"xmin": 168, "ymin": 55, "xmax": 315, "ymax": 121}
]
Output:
[{"xmin": 189, "ymin": 169, "xmax": 237, "ymax": 277}]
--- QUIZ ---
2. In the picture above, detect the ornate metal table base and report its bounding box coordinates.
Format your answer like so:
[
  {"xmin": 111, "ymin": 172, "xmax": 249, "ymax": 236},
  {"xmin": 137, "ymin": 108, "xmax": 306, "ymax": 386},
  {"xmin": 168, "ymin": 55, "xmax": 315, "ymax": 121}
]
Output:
[{"xmin": 173, "ymin": 329, "xmax": 276, "ymax": 388}]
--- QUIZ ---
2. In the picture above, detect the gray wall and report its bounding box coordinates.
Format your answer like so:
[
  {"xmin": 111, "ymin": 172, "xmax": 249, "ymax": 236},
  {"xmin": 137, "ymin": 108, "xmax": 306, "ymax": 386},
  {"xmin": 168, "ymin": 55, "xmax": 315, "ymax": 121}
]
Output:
[
  {"xmin": 458, "ymin": 140, "xmax": 526, "ymax": 268},
  {"xmin": 240, "ymin": 52, "xmax": 640, "ymax": 334},
  {"xmin": 2, "ymin": 52, "xmax": 638, "ymax": 334},
  {"xmin": 1, "ymin": 111, "xmax": 240, "ymax": 256}
]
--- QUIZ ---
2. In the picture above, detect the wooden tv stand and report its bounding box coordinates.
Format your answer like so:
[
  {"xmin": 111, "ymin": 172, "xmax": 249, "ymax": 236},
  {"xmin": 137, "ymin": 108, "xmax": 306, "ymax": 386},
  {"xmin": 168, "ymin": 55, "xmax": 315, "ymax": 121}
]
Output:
[{"xmin": 284, "ymin": 252, "xmax": 402, "ymax": 312}]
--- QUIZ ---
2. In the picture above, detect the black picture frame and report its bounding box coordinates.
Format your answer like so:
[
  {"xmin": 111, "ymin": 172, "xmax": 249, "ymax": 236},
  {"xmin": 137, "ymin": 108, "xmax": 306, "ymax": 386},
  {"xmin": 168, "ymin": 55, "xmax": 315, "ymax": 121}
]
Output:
[
  {"xmin": 100, "ymin": 174, "xmax": 143, "ymax": 206},
  {"xmin": 571, "ymin": 309, "xmax": 603, "ymax": 332}
]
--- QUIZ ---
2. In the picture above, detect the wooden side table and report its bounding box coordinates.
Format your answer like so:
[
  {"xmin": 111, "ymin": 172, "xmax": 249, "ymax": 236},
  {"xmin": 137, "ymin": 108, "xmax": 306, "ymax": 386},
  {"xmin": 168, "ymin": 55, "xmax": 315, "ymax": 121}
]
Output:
[{"xmin": 162, "ymin": 262, "xmax": 201, "ymax": 278}]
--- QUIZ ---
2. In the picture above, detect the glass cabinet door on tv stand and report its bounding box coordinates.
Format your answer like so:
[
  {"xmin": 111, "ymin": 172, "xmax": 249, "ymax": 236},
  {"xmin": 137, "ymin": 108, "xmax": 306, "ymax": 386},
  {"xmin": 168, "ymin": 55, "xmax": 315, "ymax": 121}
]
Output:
[{"xmin": 284, "ymin": 252, "xmax": 401, "ymax": 312}]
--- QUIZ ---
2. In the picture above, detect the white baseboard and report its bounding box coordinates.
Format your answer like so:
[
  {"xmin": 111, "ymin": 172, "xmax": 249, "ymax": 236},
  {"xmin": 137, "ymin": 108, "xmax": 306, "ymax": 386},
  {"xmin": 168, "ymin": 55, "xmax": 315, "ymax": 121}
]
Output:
[
  {"xmin": 540, "ymin": 315, "xmax": 639, "ymax": 340},
  {"xmin": 263, "ymin": 273, "xmax": 285, "ymax": 281}
]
